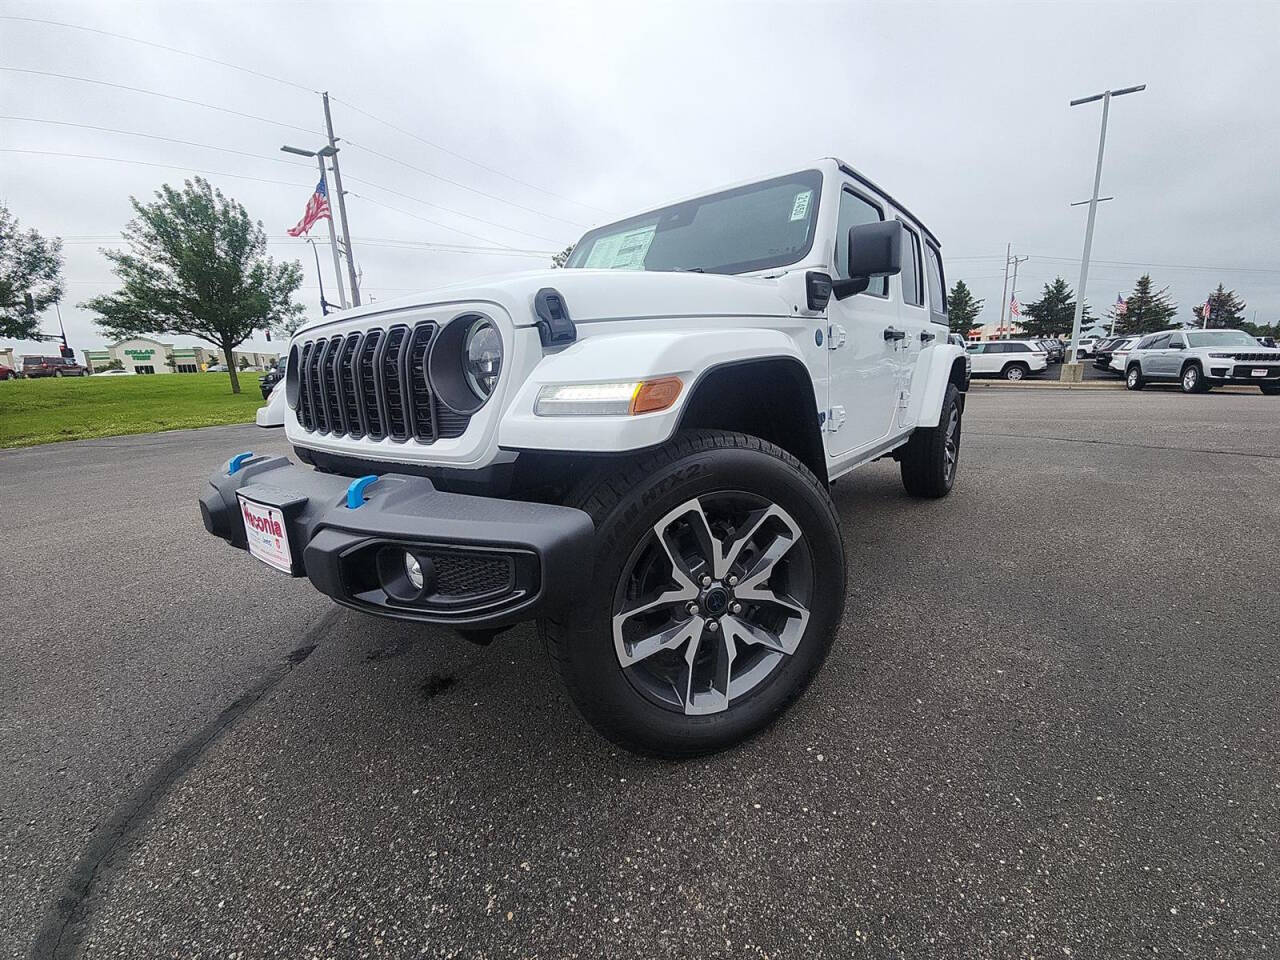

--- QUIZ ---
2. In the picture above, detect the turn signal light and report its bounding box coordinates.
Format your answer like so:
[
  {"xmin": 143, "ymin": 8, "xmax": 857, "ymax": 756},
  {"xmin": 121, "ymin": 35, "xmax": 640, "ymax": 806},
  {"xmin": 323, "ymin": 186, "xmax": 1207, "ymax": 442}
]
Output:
[{"xmin": 630, "ymin": 377, "xmax": 682, "ymax": 415}]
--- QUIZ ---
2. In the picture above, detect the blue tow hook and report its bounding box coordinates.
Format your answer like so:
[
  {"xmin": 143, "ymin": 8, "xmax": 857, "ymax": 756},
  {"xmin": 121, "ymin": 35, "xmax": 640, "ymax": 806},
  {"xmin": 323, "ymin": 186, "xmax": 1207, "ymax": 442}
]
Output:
[
  {"xmin": 228, "ymin": 451, "xmax": 255, "ymax": 475},
  {"xmin": 346, "ymin": 474, "xmax": 379, "ymax": 509}
]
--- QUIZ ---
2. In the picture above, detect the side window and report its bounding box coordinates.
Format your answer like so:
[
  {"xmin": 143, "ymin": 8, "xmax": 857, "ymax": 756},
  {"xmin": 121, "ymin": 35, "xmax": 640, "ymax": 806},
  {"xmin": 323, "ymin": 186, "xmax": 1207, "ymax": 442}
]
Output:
[
  {"xmin": 834, "ymin": 187, "xmax": 887, "ymax": 296},
  {"xmin": 923, "ymin": 242, "xmax": 946, "ymax": 320},
  {"xmin": 1149, "ymin": 334, "xmax": 1171, "ymax": 350},
  {"xmin": 967, "ymin": 342, "xmax": 984, "ymax": 353},
  {"xmin": 987, "ymin": 342, "xmax": 1006, "ymax": 354},
  {"xmin": 899, "ymin": 223, "xmax": 923, "ymax": 307},
  {"xmin": 1010, "ymin": 343, "xmax": 1030, "ymax": 353},
  {"xmin": 1136, "ymin": 335, "xmax": 1155, "ymax": 349},
  {"xmin": 1168, "ymin": 334, "xmax": 1186, "ymax": 348}
]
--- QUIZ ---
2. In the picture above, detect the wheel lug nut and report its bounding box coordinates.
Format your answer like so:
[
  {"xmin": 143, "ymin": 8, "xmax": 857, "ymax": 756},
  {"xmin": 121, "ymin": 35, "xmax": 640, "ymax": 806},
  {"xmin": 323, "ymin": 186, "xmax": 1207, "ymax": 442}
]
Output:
[
  {"xmin": 728, "ymin": 575, "xmax": 739, "ymax": 586},
  {"xmin": 706, "ymin": 620, "xmax": 719, "ymax": 632},
  {"xmin": 687, "ymin": 603, "xmax": 699, "ymax": 616},
  {"xmin": 731, "ymin": 602, "xmax": 742, "ymax": 614},
  {"xmin": 700, "ymin": 575, "xmax": 713, "ymax": 587}
]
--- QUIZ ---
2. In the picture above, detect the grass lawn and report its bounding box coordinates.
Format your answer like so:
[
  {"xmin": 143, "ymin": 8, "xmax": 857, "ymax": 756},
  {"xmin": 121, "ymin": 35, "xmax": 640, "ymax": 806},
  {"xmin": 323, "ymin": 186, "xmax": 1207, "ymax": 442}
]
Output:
[{"xmin": 0, "ymin": 373, "xmax": 266, "ymax": 448}]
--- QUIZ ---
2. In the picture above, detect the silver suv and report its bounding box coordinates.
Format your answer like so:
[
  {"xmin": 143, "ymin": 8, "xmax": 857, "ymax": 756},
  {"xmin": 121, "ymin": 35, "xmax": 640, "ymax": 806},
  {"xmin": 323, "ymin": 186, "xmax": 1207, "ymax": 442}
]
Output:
[{"xmin": 1124, "ymin": 329, "xmax": 1280, "ymax": 395}]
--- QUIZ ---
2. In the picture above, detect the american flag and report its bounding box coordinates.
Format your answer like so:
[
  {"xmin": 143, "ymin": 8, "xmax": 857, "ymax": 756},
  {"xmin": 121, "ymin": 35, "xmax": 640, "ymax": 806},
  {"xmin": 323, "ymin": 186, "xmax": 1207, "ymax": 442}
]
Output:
[
  {"xmin": 1009, "ymin": 295, "xmax": 1021, "ymax": 318},
  {"xmin": 287, "ymin": 179, "xmax": 331, "ymax": 237},
  {"xmin": 1115, "ymin": 293, "xmax": 1128, "ymax": 315}
]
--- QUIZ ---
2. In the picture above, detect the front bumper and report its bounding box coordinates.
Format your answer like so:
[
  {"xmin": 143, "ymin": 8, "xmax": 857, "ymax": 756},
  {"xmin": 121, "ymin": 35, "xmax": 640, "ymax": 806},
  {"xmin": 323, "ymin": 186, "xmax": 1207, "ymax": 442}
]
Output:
[{"xmin": 199, "ymin": 455, "xmax": 594, "ymax": 629}]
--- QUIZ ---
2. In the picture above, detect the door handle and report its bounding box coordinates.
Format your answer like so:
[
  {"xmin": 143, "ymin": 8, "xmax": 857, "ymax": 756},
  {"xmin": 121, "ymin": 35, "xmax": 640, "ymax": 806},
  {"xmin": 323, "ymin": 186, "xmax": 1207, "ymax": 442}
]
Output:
[
  {"xmin": 919, "ymin": 331, "xmax": 936, "ymax": 343},
  {"xmin": 883, "ymin": 326, "xmax": 906, "ymax": 342}
]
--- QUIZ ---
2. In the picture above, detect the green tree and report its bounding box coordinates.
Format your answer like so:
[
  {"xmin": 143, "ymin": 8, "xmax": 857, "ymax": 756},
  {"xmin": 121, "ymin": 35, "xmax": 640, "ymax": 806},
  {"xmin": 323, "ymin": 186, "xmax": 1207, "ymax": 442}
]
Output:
[
  {"xmin": 551, "ymin": 244, "xmax": 575, "ymax": 268},
  {"xmin": 0, "ymin": 203, "xmax": 65, "ymax": 341},
  {"xmin": 95, "ymin": 357, "xmax": 124, "ymax": 373},
  {"xmin": 1019, "ymin": 277, "xmax": 1090, "ymax": 338},
  {"xmin": 1192, "ymin": 283, "xmax": 1246, "ymax": 329},
  {"xmin": 81, "ymin": 178, "xmax": 303, "ymax": 394},
  {"xmin": 946, "ymin": 280, "xmax": 984, "ymax": 335},
  {"xmin": 238, "ymin": 355, "xmax": 251, "ymax": 371},
  {"xmin": 164, "ymin": 352, "xmax": 177, "ymax": 371},
  {"xmin": 1115, "ymin": 274, "xmax": 1178, "ymax": 335}
]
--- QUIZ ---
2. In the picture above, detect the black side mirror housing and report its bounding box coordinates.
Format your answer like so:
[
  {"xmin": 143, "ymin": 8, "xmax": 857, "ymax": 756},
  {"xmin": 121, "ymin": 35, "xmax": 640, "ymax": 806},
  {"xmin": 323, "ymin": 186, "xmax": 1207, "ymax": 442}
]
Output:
[{"xmin": 833, "ymin": 220, "xmax": 903, "ymax": 300}]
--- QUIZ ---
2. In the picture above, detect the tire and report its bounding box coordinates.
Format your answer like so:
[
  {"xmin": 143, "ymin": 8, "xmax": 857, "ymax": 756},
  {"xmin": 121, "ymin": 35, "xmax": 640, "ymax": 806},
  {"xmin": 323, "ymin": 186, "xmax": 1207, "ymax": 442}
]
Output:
[
  {"xmin": 542, "ymin": 429, "xmax": 846, "ymax": 758},
  {"xmin": 1003, "ymin": 362, "xmax": 1028, "ymax": 382},
  {"xmin": 900, "ymin": 383, "xmax": 961, "ymax": 499},
  {"xmin": 1262, "ymin": 384, "xmax": 1280, "ymax": 396},
  {"xmin": 1125, "ymin": 365, "xmax": 1144, "ymax": 390},
  {"xmin": 55, "ymin": 370, "xmax": 64, "ymax": 378},
  {"xmin": 1180, "ymin": 363, "xmax": 1206, "ymax": 394}
]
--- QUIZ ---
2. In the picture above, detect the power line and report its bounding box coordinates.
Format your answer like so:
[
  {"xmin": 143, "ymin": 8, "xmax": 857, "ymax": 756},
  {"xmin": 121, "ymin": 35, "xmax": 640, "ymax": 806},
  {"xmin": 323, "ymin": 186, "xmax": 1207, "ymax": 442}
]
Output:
[
  {"xmin": 0, "ymin": 116, "xmax": 312, "ymax": 169},
  {"xmin": 348, "ymin": 192, "xmax": 534, "ymax": 250},
  {"xmin": 332, "ymin": 97, "xmax": 611, "ymax": 216},
  {"xmin": 0, "ymin": 15, "xmax": 319, "ymax": 93},
  {"xmin": 342, "ymin": 138, "xmax": 588, "ymax": 229},
  {"xmin": 342, "ymin": 174, "xmax": 567, "ymax": 245},
  {"xmin": 0, "ymin": 148, "xmax": 313, "ymax": 188},
  {"xmin": 0, "ymin": 66, "xmax": 318, "ymax": 136}
]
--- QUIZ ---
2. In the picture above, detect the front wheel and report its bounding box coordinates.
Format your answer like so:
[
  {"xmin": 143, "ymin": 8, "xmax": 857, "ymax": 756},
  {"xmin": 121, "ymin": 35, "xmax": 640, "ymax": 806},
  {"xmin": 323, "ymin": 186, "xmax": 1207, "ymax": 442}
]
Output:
[
  {"xmin": 1181, "ymin": 363, "xmax": 1206, "ymax": 394},
  {"xmin": 1262, "ymin": 384, "xmax": 1280, "ymax": 396},
  {"xmin": 1125, "ymin": 366, "xmax": 1144, "ymax": 390},
  {"xmin": 543, "ymin": 430, "xmax": 846, "ymax": 757},
  {"xmin": 900, "ymin": 383, "xmax": 962, "ymax": 498}
]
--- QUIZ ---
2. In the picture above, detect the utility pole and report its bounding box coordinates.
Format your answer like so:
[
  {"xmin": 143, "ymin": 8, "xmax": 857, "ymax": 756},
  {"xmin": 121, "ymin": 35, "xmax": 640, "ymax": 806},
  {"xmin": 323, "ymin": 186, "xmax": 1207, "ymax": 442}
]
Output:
[
  {"xmin": 306, "ymin": 238, "xmax": 333, "ymax": 315},
  {"xmin": 322, "ymin": 92, "xmax": 360, "ymax": 306},
  {"xmin": 281, "ymin": 144, "xmax": 347, "ymax": 309},
  {"xmin": 998, "ymin": 242, "xmax": 1011, "ymax": 341},
  {"xmin": 1007, "ymin": 254, "xmax": 1028, "ymax": 338},
  {"xmin": 1062, "ymin": 82, "xmax": 1146, "ymax": 378}
]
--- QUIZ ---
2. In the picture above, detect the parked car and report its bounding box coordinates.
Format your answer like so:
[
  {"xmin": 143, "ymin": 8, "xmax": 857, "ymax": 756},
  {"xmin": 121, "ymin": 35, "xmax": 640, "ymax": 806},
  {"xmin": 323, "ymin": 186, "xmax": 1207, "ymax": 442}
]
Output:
[
  {"xmin": 206, "ymin": 362, "xmax": 229, "ymax": 373},
  {"xmin": 967, "ymin": 339, "xmax": 1048, "ymax": 380},
  {"xmin": 948, "ymin": 334, "xmax": 972, "ymax": 378},
  {"xmin": 1074, "ymin": 336, "xmax": 1100, "ymax": 359},
  {"xmin": 1124, "ymin": 328, "xmax": 1280, "ymax": 394},
  {"xmin": 1105, "ymin": 336, "xmax": 1141, "ymax": 374},
  {"xmin": 1038, "ymin": 339, "xmax": 1065, "ymax": 363},
  {"xmin": 1092, "ymin": 337, "xmax": 1126, "ymax": 370},
  {"xmin": 199, "ymin": 157, "xmax": 971, "ymax": 756},
  {"xmin": 94, "ymin": 368, "xmax": 136, "ymax": 376},
  {"xmin": 0, "ymin": 363, "xmax": 16, "ymax": 380},
  {"xmin": 259, "ymin": 362, "xmax": 286, "ymax": 400},
  {"xmin": 21, "ymin": 356, "xmax": 88, "ymax": 378}
]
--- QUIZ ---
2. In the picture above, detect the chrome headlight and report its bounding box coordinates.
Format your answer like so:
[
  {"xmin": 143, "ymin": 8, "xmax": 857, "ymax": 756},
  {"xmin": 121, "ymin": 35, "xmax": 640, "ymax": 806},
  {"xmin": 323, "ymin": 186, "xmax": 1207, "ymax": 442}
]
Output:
[{"xmin": 463, "ymin": 317, "xmax": 502, "ymax": 399}]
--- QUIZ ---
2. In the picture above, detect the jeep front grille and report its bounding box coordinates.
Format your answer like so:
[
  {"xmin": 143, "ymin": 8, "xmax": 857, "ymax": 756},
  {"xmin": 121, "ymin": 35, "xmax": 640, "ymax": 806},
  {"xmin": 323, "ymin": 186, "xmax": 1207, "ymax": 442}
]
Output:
[
  {"xmin": 1228, "ymin": 352, "xmax": 1278, "ymax": 362},
  {"xmin": 294, "ymin": 321, "xmax": 471, "ymax": 443}
]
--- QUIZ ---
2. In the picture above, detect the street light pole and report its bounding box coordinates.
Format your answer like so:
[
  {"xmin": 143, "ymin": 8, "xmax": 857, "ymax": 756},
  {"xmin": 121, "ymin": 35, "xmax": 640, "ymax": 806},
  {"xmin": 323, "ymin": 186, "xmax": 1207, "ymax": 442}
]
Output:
[
  {"xmin": 282, "ymin": 144, "xmax": 348, "ymax": 309},
  {"xmin": 1063, "ymin": 83, "xmax": 1145, "ymax": 376},
  {"xmin": 322, "ymin": 92, "xmax": 360, "ymax": 306}
]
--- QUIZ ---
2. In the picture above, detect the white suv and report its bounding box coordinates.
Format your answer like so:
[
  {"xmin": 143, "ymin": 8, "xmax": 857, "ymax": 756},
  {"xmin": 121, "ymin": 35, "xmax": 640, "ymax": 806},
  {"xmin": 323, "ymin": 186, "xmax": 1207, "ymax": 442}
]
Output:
[
  {"xmin": 199, "ymin": 158, "xmax": 969, "ymax": 756},
  {"xmin": 966, "ymin": 339, "xmax": 1048, "ymax": 380},
  {"xmin": 1124, "ymin": 328, "xmax": 1280, "ymax": 394}
]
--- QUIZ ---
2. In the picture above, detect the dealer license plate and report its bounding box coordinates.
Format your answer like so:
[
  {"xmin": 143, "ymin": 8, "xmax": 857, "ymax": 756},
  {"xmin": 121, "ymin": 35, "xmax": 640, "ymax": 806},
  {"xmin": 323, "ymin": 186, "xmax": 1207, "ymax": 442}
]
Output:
[
  {"xmin": 238, "ymin": 495, "xmax": 293, "ymax": 573},
  {"xmin": 1252, "ymin": 369, "xmax": 1269, "ymax": 377}
]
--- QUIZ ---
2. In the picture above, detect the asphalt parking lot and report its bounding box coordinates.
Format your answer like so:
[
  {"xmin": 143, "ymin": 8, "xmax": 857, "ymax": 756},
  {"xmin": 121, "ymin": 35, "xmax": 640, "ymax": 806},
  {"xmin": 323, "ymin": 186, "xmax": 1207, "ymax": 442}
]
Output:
[{"xmin": 3, "ymin": 389, "xmax": 1279, "ymax": 959}]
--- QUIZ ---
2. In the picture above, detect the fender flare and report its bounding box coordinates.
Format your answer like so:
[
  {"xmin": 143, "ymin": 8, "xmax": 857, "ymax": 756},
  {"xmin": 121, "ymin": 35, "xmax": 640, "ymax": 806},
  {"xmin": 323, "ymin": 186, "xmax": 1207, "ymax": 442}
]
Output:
[{"xmin": 913, "ymin": 343, "xmax": 967, "ymax": 428}]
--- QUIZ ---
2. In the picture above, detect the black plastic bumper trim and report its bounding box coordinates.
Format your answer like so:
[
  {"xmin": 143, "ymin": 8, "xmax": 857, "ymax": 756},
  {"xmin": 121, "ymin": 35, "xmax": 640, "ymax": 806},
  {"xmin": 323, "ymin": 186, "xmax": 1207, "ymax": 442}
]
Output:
[{"xmin": 199, "ymin": 457, "xmax": 594, "ymax": 629}]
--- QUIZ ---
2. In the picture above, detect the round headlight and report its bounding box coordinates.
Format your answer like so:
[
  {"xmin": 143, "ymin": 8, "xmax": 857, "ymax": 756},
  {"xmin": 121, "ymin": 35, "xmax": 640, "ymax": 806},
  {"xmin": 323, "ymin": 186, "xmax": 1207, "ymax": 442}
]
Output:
[{"xmin": 463, "ymin": 318, "xmax": 502, "ymax": 399}]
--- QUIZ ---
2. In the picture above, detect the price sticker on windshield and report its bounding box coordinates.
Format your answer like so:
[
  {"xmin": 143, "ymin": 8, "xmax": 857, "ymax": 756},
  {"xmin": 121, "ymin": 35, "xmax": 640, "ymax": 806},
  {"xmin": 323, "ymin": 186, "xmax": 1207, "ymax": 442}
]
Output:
[{"xmin": 790, "ymin": 189, "xmax": 813, "ymax": 222}]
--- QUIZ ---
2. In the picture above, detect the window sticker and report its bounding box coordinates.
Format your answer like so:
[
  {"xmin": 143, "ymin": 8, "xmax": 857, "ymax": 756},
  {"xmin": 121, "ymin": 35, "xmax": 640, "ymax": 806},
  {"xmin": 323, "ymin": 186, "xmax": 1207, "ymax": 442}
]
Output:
[
  {"xmin": 583, "ymin": 225, "xmax": 657, "ymax": 270},
  {"xmin": 789, "ymin": 189, "xmax": 813, "ymax": 222}
]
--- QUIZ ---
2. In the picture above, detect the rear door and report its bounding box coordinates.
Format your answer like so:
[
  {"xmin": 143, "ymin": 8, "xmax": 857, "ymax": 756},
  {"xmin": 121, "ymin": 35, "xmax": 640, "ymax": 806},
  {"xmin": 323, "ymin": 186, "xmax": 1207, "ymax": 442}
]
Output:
[
  {"xmin": 825, "ymin": 183, "xmax": 900, "ymax": 457},
  {"xmin": 1146, "ymin": 333, "xmax": 1173, "ymax": 376}
]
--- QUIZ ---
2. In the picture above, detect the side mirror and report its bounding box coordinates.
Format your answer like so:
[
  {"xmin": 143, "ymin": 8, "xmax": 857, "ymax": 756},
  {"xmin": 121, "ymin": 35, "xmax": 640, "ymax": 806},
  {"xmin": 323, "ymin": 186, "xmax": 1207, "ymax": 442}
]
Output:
[{"xmin": 834, "ymin": 220, "xmax": 903, "ymax": 299}]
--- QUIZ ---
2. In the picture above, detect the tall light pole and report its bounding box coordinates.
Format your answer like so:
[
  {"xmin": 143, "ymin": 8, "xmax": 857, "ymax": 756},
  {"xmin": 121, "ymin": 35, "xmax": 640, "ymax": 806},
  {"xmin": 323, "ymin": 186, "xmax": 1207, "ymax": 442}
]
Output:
[
  {"xmin": 1063, "ymin": 83, "xmax": 1145, "ymax": 377},
  {"xmin": 321, "ymin": 93, "xmax": 360, "ymax": 306},
  {"xmin": 282, "ymin": 143, "xmax": 348, "ymax": 309}
]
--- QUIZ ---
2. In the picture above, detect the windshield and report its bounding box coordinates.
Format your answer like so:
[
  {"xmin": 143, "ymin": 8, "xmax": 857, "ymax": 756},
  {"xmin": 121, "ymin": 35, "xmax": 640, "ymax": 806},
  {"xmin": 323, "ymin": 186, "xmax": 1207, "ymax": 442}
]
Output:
[
  {"xmin": 566, "ymin": 170, "xmax": 823, "ymax": 275},
  {"xmin": 1186, "ymin": 330, "xmax": 1262, "ymax": 347}
]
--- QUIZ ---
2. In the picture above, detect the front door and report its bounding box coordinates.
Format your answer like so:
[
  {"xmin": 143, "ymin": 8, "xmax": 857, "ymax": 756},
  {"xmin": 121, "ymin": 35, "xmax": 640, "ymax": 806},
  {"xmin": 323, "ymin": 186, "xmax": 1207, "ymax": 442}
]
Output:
[
  {"xmin": 894, "ymin": 222, "xmax": 930, "ymax": 429},
  {"xmin": 825, "ymin": 184, "xmax": 899, "ymax": 458}
]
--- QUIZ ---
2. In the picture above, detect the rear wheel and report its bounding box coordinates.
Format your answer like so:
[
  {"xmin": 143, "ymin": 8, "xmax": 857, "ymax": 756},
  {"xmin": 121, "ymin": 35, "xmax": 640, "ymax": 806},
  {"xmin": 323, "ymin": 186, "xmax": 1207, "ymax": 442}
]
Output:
[
  {"xmin": 542, "ymin": 429, "xmax": 845, "ymax": 757},
  {"xmin": 55, "ymin": 370, "xmax": 65, "ymax": 378},
  {"xmin": 1003, "ymin": 362, "xmax": 1028, "ymax": 382},
  {"xmin": 900, "ymin": 383, "xmax": 961, "ymax": 498},
  {"xmin": 1125, "ymin": 365, "xmax": 1144, "ymax": 390},
  {"xmin": 1181, "ymin": 363, "xmax": 1206, "ymax": 393}
]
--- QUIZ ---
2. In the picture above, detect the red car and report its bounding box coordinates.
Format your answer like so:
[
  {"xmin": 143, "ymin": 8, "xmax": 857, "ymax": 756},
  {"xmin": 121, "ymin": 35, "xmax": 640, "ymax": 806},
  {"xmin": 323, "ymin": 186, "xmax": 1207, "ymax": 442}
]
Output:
[
  {"xmin": 0, "ymin": 363, "xmax": 16, "ymax": 380},
  {"xmin": 21, "ymin": 356, "xmax": 88, "ymax": 378}
]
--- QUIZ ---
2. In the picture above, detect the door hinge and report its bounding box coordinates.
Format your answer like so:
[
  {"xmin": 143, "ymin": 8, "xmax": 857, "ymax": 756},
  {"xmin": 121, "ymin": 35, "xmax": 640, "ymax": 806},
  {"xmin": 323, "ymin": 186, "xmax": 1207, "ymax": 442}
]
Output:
[
  {"xmin": 827, "ymin": 323, "xmax": 847, "ymax": 350},
  {"xmin": 827, "ymin": 405, "xmax": 847, "ymax": 432}
]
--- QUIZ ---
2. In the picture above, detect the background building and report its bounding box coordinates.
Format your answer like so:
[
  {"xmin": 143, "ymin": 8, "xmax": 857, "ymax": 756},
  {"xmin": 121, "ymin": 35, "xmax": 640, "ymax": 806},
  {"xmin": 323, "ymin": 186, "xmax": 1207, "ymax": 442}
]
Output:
[{"xmin": 82, "ymin": 337, "xmax": 279, "ymax": 374}]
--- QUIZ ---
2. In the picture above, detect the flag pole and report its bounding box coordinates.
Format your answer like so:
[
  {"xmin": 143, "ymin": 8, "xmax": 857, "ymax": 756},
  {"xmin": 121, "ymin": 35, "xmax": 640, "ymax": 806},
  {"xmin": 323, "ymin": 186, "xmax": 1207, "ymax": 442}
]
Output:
[{"xmin": 315, "ymin": 155, "xmax": 347, "ymax": 310}]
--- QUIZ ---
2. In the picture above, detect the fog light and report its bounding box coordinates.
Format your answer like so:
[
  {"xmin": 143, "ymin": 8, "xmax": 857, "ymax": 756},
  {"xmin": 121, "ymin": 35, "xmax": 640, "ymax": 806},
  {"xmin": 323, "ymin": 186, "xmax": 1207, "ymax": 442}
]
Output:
[{"xmin": 405, "ymin": 552, "xmax": 424, "ymax": 590}]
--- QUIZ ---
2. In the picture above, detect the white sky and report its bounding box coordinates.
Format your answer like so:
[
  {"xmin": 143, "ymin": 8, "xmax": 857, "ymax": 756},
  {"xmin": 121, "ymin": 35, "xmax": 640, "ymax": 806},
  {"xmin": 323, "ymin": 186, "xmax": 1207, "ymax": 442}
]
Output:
[{"xmin": 2, "ymin": 0, "xmax": 1277, "ymax": 358}]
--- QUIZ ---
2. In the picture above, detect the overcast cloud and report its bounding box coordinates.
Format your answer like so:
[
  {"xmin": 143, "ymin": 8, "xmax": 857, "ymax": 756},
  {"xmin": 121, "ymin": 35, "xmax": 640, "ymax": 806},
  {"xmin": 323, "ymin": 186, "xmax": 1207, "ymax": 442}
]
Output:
[{"xmin": 2, "ymin": 0, "xmax": 1277, "ymax": 359}]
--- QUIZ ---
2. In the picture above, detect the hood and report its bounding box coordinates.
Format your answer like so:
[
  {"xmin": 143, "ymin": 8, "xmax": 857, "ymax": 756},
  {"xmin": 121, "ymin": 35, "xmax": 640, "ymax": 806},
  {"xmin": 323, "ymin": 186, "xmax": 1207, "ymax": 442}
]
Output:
[{"xmin": 299, "ymin": 268, "xmax": 797, "ymax": 335}]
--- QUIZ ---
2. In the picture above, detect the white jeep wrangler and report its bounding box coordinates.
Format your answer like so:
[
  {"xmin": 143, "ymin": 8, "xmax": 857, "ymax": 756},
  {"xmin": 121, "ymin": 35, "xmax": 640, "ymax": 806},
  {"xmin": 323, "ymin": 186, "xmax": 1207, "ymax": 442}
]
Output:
[{"xmin": 200, "ymin": 158, "xmax": 969, "ymax": 756}]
